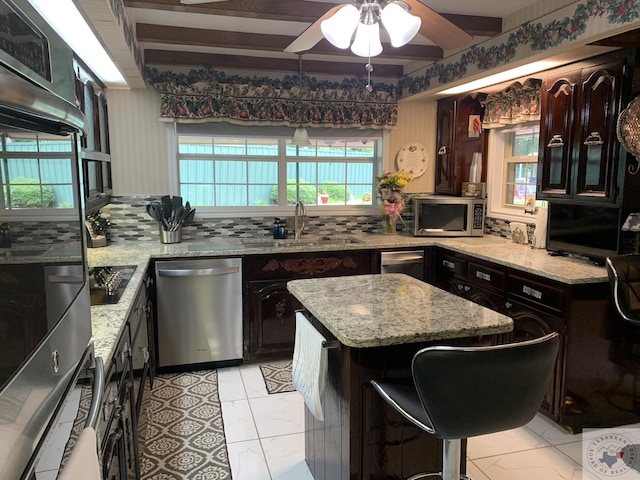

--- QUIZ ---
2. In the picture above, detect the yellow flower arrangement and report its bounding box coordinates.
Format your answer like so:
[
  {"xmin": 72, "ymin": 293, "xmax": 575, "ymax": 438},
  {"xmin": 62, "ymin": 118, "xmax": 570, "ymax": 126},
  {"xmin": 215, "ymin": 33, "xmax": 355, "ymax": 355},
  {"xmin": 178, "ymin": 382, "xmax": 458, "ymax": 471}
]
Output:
[
  {"xmin": 377, "ymin": 171, "xmax": 414, "ymax": 190},
  {"xmin": 377, "ymin": 171, "xmax": 414, "ymax": 232}
]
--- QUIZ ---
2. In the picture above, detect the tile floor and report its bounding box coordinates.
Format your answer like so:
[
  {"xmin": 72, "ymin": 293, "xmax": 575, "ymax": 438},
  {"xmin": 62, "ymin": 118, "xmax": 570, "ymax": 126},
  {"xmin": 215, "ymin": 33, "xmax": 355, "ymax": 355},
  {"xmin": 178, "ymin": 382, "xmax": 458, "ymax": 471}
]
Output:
[{"xmin": 220, "ymin": 361, "xmax": 640, "ymax": 480}]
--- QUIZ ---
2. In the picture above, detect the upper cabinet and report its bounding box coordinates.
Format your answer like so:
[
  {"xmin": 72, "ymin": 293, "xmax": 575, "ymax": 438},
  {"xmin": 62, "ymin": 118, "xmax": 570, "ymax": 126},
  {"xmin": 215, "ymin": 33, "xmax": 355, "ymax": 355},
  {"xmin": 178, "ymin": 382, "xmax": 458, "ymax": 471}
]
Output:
[
  {"xmin": 74, "ymin": 61, "xmax": 112, "ymax": 213},
  {"xmin": 435, "ymin": 95, "xmax": 486, "ymax": 195},
  {"xmin": 537, "ymin": 55, "xmax": 627, "ymax": 205}
]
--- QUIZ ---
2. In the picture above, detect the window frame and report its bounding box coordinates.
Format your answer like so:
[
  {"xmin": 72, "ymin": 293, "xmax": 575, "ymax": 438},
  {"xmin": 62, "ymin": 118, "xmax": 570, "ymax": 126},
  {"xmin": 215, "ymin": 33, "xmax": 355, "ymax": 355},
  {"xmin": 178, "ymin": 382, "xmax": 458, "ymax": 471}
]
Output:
[
  {"xmin": 486, "ymin": 122, "xmax": 540, "ymax": 221},
  {"xmin": 0, "ymin": 131, "xmax": 80, "ymax": 221},
  {"xmin": 170, "ymin": 127, "xmax": 384, "ymax": 218}
]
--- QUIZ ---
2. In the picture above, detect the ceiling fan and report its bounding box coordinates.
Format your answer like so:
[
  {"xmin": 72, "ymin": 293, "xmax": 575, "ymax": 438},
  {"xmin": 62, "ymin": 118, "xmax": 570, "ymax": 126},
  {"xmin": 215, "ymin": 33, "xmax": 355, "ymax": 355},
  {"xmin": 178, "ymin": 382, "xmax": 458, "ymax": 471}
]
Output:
[{"xmin": 285, "ymin": 0, "xmax": 473, "ymax": 54}]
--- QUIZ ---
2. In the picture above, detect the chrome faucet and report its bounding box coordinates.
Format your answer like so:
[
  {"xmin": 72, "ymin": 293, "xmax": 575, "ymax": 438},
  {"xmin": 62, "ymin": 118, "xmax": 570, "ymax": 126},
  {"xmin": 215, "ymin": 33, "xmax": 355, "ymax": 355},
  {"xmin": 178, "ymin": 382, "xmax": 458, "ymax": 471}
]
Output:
[{"xmin": 294, "ymin": 201, "xmax": 306, "ymax": 240}]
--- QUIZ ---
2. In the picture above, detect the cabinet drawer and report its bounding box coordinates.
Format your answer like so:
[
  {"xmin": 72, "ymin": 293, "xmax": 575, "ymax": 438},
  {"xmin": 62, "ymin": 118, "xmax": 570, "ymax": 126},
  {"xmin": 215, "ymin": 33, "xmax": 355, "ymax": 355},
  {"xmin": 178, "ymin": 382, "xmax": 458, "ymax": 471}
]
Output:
[
  {"xmin": 507, "ymin": 274, "xmax": 566, "ymax": 314},
  {"xmin": 435, "ymin": 251, "xmax": 466, "ymax": 278},
  {"xmin": 467, "ymin": 261, "xmax": 506, "ymax": 292},
  {"xmin": 245, "ymin": 250, "xmax": 373, "ymax": 281}
]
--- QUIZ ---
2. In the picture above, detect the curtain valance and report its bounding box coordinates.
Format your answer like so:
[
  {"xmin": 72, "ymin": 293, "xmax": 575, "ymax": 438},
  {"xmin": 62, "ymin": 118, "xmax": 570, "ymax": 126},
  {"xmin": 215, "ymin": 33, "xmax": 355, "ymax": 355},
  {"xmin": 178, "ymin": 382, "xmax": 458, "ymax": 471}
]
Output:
[
  {"xmin": 145, "ymin": 67, "xmax": 399, "ymax": 129},
  {"xmin": 481, "ymin": 79, "xmax": 542, "ymax": 129}
]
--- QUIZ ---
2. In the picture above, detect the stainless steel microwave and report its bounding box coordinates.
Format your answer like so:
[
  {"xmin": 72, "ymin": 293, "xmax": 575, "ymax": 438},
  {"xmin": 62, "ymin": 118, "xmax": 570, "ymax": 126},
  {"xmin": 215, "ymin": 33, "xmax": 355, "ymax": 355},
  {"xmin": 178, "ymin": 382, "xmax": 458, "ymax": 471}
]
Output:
[{"xmin": 413, "ymin": 195, "xmax": 486, "ymax": 237}]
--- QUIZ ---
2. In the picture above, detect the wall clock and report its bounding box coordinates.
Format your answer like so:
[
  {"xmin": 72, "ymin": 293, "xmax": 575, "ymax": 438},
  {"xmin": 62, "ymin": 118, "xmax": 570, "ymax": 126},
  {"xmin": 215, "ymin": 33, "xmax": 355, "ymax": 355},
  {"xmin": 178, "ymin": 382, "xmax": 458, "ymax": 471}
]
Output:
[{"xmin": 396, "ymin": 142, "xmax": 428, "ymax": 178}]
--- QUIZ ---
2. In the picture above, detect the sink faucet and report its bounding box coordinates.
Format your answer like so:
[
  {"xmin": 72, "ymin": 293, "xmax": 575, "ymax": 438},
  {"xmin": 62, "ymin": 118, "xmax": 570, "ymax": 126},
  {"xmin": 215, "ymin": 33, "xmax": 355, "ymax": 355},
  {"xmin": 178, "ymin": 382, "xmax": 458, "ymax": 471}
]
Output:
[{"xmin": 294, "ymin": 201, "xmax": 306, "ymax": 240}]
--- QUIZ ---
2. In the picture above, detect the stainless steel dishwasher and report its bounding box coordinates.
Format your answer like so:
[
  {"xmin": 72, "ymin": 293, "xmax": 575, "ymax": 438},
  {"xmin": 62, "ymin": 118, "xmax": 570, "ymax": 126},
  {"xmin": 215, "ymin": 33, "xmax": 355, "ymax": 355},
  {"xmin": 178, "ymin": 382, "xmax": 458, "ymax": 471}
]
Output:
[
  {"xmin": 155, "ymin": 258, "xmax": 243, "ymax": 369},
  {"xmin": 380, "ymin": 250, "xmax": 425, "ymax": 280}
]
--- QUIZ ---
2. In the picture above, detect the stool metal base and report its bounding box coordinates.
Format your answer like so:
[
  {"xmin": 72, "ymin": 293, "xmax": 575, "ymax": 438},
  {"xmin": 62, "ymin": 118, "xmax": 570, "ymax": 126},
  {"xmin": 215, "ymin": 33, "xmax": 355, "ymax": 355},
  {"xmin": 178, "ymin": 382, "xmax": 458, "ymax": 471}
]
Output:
[{"xmin": 407, "ymin": 438, "xmax": 471, "ymax": 480}]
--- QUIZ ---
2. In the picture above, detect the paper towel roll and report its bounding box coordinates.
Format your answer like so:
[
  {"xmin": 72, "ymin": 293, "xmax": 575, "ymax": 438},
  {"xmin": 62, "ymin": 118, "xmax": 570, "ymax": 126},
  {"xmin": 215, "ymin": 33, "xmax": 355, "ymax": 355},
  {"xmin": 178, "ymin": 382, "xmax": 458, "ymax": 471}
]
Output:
[
  {"xmin": 292, "ymin": 312, "xmax": 328, "ymax": 421},
  {"xmin": 533, "ymin": 207, "xmax": 548, "ymax": 248}
]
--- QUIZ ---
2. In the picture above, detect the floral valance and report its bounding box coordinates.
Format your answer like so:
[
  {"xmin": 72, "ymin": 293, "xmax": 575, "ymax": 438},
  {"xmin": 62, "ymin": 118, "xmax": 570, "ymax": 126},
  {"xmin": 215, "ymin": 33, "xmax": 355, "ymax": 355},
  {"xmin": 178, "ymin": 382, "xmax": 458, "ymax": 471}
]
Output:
[
  {"xmin": 145, "ymin": 66, "xmax": 399, "ymax": 128},
  {"xmin": 481, "ymin": 79, "xmax": 542, "ymax": 129}
]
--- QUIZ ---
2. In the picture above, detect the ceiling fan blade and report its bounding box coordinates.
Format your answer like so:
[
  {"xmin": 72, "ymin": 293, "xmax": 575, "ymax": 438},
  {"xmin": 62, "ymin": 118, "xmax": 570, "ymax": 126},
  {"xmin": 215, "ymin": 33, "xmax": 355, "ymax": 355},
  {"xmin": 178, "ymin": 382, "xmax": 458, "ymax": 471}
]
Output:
[
  {"xmin": 405, "ymin": 0, "xmax": 473, "ymax": 50},
  {"xmin": 284, "ymin": 5, "xmax": 343, "ymax": 53},
  {"xmin": 180, "ymin": 0, "xmax": 228, "ymax": 4}
]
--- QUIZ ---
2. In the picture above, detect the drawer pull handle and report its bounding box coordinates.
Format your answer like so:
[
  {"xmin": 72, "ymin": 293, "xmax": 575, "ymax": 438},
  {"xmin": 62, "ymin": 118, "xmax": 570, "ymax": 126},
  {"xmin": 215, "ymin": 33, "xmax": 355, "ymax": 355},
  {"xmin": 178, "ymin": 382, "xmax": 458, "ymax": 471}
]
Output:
[
  {"xmin": 584, "ymin": 132, "xmax": 603, "ymax": 146},
  {"xmin": 547, "ymin": 134, "xmax": 564, "ymax": 148},
  {"xmin": 442, "ymin": 260, "xmax": 455, "ymax": 270},
  {"xmin": 522, "ymin": 285, "xmax": 543, "ymax": 299},
  {"xmin": 475, "ymin": 271, "xmax": 491, "ymax": 282}
]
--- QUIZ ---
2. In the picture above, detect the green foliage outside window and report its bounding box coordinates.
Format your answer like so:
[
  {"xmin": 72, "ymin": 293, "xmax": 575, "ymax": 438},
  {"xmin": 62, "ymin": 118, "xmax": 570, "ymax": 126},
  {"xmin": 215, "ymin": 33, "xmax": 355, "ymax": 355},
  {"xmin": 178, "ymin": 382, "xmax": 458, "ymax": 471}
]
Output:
[{"xmin": 5, "ymin": 178, "xmax": 56, "ymax": 208}]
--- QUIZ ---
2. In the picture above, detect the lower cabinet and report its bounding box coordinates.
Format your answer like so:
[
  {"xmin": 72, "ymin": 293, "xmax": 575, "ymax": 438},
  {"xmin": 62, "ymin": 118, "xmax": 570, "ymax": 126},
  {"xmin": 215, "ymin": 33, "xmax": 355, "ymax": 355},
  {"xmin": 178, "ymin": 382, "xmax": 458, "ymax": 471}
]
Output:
[
  {"xmin": 100, "ymin": 270, "xmax": 156, "ymax": 480},
  {"xmin": 244, "ymin": 250, "xmax": 373, "ymax": 360},
  {"xmin": 247, "ymin": 279, "xmax": 303, "ymax": 359},
  {"xmin": 431, "ymin": 247, "xmax": 639, "ymax": 432}
]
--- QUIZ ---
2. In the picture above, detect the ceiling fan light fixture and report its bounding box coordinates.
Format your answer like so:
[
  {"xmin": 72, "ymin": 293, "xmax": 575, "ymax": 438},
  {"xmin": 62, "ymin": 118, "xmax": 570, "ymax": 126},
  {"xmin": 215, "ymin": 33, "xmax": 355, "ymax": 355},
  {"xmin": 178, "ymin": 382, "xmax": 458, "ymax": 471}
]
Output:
[
  {"xmin": 380, "ymin": 2, "xmax": 421, "ymax": 47},
  {"xmin": 321, "ymin": 4, "xmax": 360, "ymax": 49},
  {"xmin": 350, "ymin": 21, "xmax": 383, "ymax": 58}
]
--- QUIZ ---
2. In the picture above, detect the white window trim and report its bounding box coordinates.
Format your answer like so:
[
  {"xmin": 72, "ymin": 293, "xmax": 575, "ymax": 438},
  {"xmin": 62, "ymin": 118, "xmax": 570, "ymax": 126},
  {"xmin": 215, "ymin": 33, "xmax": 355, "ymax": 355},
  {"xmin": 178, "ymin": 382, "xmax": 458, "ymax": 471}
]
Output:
[
  {"xmin": 486, "ymin": 128, "xmax": 538, "ymax": 222},
  {"xmin": 166, "ymin": 124, "xmax": 385, "ymax": 218}
]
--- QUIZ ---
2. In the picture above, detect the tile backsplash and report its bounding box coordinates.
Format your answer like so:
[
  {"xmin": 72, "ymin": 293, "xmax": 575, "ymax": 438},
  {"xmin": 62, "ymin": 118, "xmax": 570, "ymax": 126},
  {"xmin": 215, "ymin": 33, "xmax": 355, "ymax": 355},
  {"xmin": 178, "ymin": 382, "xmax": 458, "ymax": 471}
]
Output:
[{"xmin": 100, "ymin": 196, "xmax": 534, "ymax": 244}]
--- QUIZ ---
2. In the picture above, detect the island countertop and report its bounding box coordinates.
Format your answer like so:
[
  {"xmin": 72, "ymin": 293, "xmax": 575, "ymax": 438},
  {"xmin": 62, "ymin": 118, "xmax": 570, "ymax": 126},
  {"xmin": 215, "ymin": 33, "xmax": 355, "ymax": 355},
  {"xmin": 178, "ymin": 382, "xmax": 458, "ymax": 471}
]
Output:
[{"xmin": 287, "ymin": 273, "xmax": 514, "ymax": 348}]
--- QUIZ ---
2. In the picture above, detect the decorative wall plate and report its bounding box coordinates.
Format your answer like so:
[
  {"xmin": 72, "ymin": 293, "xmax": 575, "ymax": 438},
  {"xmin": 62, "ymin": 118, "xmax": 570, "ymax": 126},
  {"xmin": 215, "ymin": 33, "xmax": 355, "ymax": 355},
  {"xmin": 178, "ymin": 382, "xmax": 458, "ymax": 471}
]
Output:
[{"xmin": 397, "ymin": 142, "xmax": 428, "ymax": 177}]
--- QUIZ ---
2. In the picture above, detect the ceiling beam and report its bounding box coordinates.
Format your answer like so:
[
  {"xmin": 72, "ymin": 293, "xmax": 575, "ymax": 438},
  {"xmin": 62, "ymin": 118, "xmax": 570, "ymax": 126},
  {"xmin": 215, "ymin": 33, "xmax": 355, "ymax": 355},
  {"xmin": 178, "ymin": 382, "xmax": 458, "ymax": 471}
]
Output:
[
  {"xmin": 145, "ymin": 49, "xmax": 405, "ymax": 76},
  {"xmin": 136, "ymin": 23, "xmax": 444, "ymax": 61},
  {"xmin": 124, "ymin": 0, "xmax": 502, "ymax": 36}
]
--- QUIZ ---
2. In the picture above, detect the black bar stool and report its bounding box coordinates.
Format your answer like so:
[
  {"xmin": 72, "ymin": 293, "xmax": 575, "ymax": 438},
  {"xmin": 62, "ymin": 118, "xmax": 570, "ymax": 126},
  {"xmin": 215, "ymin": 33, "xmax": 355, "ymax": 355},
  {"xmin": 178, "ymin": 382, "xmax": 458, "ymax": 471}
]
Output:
[
  {"xmin": 371, "ymin": 332, "xmax": 559, "ymax": 480},
  {"xmin": 605, "ymin": 254, "xmax": 640, "ymax": 412}
]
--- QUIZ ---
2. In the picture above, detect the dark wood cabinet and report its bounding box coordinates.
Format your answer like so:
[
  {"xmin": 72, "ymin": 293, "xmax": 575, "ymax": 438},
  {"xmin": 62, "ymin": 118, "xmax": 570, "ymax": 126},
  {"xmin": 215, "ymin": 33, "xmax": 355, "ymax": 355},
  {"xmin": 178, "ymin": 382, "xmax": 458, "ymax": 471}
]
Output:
[
  {"xmin": 538, "ymin": 56, "xmax": 626, "ymax": 204},
  {"xmin": 435, "ymin": 95, "xmax": 486, "ymax": 195},
  {"xmin": 430, "ymin": 246, "xmax": 640, "ymax": 432},
  {"xmin": 244, "ymin": 250, "xmax": 373, "ymax": 361}
]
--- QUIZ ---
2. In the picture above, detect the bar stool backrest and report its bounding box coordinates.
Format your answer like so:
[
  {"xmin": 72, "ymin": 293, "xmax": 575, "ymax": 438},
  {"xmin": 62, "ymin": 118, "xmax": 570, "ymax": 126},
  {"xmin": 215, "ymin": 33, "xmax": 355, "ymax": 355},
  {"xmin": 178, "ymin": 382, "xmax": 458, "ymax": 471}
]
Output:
[
  {"xmin": 411, "ymin": 332, "xmax": 560, "ymax": 439},
  {"xmin": 606, "ymin": 254, "xmax": 640, "ymax": 326}
]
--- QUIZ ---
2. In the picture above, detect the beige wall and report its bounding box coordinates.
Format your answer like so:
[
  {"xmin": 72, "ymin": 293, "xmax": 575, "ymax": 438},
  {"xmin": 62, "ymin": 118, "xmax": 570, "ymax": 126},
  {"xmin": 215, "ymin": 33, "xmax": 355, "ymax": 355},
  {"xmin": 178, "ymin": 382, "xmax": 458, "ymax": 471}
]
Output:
[
  {"xmin": 106, "ymin": 88, "xmax": 436, "ymax": 196},
  {"xmin": 107, "ymin": 88, "xmax": 170, "ymax": 195},
  {"xmin": 386, "ymin": 99, "xmax": 437, "ymax": 194}
]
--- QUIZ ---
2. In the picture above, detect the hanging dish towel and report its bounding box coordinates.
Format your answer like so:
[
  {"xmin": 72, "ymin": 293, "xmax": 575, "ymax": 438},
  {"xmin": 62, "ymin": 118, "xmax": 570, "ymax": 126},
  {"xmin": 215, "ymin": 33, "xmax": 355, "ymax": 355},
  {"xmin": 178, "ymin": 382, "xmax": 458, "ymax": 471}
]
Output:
[
  {"xmin": 292, "ymin": 312, "xmax": 328, "ymax": 421},
  {"xmin": 58, "ymin": 427, "xmax": 101, "ymax": 480}
]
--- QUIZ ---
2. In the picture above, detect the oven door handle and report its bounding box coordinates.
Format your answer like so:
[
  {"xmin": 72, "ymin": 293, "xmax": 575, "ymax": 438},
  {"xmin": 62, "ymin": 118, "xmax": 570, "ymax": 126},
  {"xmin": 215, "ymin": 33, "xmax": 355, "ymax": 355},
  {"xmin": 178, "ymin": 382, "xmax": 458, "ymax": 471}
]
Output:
[{"xmin": 85, "ymin": 356, "xmax": 105, "ymax": 429}]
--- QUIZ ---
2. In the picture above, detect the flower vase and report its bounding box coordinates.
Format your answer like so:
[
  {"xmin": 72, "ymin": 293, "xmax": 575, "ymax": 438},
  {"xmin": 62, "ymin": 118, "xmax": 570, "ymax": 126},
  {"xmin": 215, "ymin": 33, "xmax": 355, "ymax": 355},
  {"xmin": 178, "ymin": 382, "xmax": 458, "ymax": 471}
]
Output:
[{"xmin": 383, "ymin": 215, "xmax": 397, "ymax": 235}]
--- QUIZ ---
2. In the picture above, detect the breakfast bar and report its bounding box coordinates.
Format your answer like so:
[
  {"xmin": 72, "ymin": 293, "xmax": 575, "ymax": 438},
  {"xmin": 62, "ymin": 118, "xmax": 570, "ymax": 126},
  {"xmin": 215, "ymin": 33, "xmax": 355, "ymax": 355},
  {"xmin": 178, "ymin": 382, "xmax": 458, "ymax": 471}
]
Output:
[{"xmin": 287, "ymin": 273, "xmax": 513, "ymax": 479}]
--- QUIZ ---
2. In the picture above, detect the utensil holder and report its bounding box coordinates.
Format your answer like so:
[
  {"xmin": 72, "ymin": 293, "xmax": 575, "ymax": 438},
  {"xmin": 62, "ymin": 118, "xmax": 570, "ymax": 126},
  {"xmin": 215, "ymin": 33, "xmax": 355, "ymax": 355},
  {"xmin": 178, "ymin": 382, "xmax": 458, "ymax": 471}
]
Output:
[{"xmin": 159, "ymin": 225, "xmax": 182, "ymax": 244}]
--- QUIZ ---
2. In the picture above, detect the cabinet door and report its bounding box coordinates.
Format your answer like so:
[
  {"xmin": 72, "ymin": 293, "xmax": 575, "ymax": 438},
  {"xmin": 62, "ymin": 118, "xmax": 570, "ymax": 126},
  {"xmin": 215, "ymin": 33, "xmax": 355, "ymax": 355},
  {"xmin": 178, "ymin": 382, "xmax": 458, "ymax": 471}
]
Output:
[
  {"xmin": 574, "ymin": 60, "xmax": 624, "ymax": 203},
  {"xmin": 435, "ymin": 97, "xmax": 456, "ymax": 194},
  {"xmin": 538, "ymin": 71, "xmax": 579, "ymax": 199},
  {"xmin": 504, "ymin": 300, "xmax": 564, "ymax": 417},
  {"xmin": 247, "ymin": 280, "xmax": 303, "ymax": 360}
]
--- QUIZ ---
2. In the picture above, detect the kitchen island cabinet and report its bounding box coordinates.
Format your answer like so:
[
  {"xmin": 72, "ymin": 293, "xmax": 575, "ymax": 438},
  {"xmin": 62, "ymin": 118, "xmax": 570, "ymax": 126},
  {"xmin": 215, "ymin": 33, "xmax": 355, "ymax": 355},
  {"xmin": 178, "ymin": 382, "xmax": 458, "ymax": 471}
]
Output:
[{"xmin": 287, "ymin": 274, "xmax": 513, "ymax": 479}]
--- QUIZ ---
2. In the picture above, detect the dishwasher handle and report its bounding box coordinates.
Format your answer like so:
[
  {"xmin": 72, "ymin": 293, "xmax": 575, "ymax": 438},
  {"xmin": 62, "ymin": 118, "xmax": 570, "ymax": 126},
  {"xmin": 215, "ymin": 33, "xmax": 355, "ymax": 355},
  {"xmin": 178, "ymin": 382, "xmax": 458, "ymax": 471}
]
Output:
[
  {"xmin": 157, "ymin": 266, "xmax": 240, "ymax": 277},
  {"xmin": 380, "ymin": 251, "xmax": 424, "ymax": 265}
]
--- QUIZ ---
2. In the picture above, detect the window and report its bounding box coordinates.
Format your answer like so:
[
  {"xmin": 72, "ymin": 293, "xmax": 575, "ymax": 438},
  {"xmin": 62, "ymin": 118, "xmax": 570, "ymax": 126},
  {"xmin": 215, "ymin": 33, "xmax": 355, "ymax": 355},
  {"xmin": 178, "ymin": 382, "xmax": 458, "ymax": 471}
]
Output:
[
  {"xmin": 176, "ymin": 135, "xmax": 379, "ymax": 210},
  {"xmin": 503, "ymin": 126, "xmax": 539, "ymax": 207},
  {"xmin": 0, "ymin": 132, "xmax": 76, "ymax": 210}
]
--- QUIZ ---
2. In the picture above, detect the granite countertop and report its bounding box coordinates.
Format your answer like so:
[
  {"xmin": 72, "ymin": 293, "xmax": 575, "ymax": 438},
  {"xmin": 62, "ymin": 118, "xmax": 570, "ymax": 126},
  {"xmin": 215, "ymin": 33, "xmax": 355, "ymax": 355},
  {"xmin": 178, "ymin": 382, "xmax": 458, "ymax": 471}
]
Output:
[
  {"xmin": 287, "ymin": 273, "xmax": 514, "ymax": 348},
  {"xmin": 86, "ymin": 233, "xmax": 609, "ymax": 362}
]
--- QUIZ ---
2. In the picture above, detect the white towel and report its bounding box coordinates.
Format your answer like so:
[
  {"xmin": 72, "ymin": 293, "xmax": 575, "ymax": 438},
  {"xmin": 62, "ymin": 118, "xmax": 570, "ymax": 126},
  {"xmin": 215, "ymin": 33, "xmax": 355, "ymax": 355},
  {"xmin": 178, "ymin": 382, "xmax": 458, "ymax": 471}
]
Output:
[
  {"xmin": 58, "ymin": 427, "xmax": 101, "ymax": 480},
  {"xmin": 292, "ymin": 312, "xmax": 328, "ymax": 421}
]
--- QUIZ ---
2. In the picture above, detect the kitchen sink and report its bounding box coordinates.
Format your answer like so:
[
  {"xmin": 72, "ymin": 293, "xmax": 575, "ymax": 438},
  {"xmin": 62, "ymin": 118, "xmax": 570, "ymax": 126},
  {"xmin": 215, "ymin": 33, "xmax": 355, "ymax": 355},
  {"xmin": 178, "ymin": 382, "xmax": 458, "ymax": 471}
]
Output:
[{"xmin": 241, "ymin": 236, "xmax": 363, "ymax": 249}]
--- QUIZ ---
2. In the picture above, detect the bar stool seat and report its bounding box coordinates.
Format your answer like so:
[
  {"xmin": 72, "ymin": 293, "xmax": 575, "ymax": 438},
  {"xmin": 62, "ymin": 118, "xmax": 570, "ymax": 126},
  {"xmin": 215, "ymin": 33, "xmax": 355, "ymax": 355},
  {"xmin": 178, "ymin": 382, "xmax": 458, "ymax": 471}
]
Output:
[{"xmin": 371, "ymin": 333, "xmax": 559, "ymax": 480}]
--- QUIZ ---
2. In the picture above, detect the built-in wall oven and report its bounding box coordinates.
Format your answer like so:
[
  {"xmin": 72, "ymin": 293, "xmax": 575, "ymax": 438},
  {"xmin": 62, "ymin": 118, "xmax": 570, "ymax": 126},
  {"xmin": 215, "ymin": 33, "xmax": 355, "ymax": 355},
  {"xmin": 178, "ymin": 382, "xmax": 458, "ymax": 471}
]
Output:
[{"xmin": 0, "ymin": 1, "xmax": 96, "ymax": 477}]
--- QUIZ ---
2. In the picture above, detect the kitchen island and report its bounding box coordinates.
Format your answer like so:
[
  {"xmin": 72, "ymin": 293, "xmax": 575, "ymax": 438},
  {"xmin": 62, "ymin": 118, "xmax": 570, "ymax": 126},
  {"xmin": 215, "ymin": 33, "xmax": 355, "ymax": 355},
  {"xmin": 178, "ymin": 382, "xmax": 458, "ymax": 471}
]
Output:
[{"xmin": 287, "ymin": 273, "xmax": 513, "ymax": 480}]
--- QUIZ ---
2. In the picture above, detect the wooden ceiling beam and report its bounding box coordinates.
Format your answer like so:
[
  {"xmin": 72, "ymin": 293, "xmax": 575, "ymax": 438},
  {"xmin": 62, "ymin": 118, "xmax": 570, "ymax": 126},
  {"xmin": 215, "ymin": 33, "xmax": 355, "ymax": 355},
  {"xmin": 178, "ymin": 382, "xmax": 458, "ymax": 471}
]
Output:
[
  {"xmin": 137, "ymin": 24, "xmax": 444, "ymax": 61},
  {"xmin": 145, "ymin": 49, "xmax": 405, "ymax": 76},
  {"xmin": 125, "ymin": 0, "xmax": 502, "ymax": 36}
]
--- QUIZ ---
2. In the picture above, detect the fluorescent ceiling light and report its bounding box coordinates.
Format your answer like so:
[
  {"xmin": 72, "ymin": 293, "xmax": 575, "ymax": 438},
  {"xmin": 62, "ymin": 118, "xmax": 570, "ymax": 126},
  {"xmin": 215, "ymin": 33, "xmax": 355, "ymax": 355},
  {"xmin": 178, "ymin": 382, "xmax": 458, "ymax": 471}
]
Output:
[
  {"xmin": 440, "ymin": 61, "xmax": 561, "ymax": 95},
  {"xmin": 28, "ymin": 0, "xmax": 127, "ymax": 86}
]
